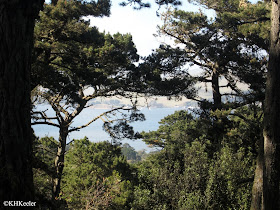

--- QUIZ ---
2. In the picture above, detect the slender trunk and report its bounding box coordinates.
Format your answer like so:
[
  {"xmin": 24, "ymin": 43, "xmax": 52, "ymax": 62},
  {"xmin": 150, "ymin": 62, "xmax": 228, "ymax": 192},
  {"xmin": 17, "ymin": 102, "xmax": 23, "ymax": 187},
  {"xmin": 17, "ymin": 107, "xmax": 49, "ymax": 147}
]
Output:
[
  {"xmin": 0, "ymin": 1, "xmax": 42, "ymax": 201},
  {"xmin": 250, "ymin": 136, "xmax": 264, "ymax": 210},
  {"xmin": 53, "ymin": 124, "xmax": 68, "ymax": 199},
  {"xmin": 50, "ymin": 97, "xmax": 87, "ymax": 198},
  {"xmin": 263, "ymin": 0, "xmax": 280, "ymax": 209},
  {"xmin": 212, "ymin": 68, "xmax": 222, "ymax": 110}
]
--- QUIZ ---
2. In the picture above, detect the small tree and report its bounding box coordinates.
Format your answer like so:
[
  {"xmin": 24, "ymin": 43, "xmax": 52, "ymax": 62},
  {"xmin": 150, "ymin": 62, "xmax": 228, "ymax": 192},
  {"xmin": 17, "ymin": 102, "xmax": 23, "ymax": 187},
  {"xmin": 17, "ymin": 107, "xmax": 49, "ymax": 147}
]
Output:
[
  {"xmin": 31, "ymin": 1, "xmax": 144, "ymax": 198},
  {"xmin": 62, "ymin": 138, "xmax": 135, "ymax": 209}
]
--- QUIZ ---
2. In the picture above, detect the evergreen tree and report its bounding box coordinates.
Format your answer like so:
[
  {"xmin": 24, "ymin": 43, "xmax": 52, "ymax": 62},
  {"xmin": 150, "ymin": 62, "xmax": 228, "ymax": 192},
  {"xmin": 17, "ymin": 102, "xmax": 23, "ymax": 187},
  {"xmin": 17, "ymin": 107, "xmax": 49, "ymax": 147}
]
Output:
[
  {"xmin": 140, "ymin": 1, "xmax": 268, "ymax": 110},
  {"xmin": 62, "ymin": 138, "xmax": 135, "ymax": 209},
  {"xmin": 135, "ymin": 108, "xmax": 259, "ymax": 209},
  {"xmin": 31, "ymin": 1, "xmax": 145, "ymax": 198},
  {"xmin": 129, "ymin": 2, "xmax": 270, "ymax": 207},
  {"xmin": 0, "ymin": 0, "xmax": 43, "ymax": 201},
  {"xmin": 30, "ymin": 0, "xmax": 194, "ymax": 201}
]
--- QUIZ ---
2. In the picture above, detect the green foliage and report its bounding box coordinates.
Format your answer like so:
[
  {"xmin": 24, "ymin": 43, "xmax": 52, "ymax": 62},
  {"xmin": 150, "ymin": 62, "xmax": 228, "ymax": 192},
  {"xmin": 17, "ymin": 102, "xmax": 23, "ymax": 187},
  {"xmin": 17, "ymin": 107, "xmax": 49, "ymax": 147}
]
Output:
[
  {"xmin": 141, "ymin": 110, "xmax": 197, "ymax": 147},
  {"xmin": 216, "ymin": 0, "xmax": 270, "ymax": 49},
  {"xmin": 132, "ymin": 0, "xmax": 268, "ymax": 110},
  {"xmin": 61, "ymin": 137, "xmax": 135, "ymax": 209},
  {"xmin": 32, "ymin": 0, "xmax": 144, "ymax": 141},
  {"xmin": 205, "ymin": 146, "xmax": 254, "ymax": 209},
  {"xmin": 32, "ymin": 107, "xmax": 262, "ymax": 209},
  {"xmin": 33, "ymin": 136, "xmax": 63, "ymax": 207},
  {"xmin": 33, "ymin": 137, "xmax": 57, "ymax": 193},
  {"xmin": 128, "ymin": 45, "xmax": 196, "ymax": 98},
  {"xmin": 34, "ymin": 136, "xmax": 58, "ymax": 168},
  {"xmin": 120, "ymin": 0, "xmax": 181, "ymax": 10},
  {"xmin": 165, "ymin": 6, "xmax": 266, "ymax": 96},
  {"xmin": 133, "ymin": 107, "xmax": 260, "ymax": 209},
  {"xmin": 141, "ymin": 109, "xmax": 231, "ymax": 155},
  {"xmin": 132, "ymin": 140, "xmax": 210, "ymax": 209},
  {"xmin": 50, "ymin": 0, "xmax": 111, "ymax": 17},
  {"xmin": 32, "ymin": 2, "xmax": 139, "ymax": 101},
  {"xmin": 30, "ymin": 1, "xmax": 268, "ymax": 209},
  {"xmin": 225, "ymin": 105, "xmax": 263, "ymax": 154}
]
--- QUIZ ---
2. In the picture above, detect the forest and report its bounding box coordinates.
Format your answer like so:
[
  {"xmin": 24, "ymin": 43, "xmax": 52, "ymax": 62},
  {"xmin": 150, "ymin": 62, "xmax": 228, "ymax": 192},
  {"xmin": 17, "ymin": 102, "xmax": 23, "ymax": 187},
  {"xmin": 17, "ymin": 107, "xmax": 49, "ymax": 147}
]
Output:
[{"xmin": 0, "ymin": 0, "xmax": 280, "ymax": 209}]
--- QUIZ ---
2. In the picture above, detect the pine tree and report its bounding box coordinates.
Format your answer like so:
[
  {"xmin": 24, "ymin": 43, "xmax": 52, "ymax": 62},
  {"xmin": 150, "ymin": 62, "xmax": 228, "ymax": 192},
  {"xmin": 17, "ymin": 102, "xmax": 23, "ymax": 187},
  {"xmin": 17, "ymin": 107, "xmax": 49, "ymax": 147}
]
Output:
[
  {"xmin": 0, "ymin": 0, "xmax": 43, "ymax": 201},
  {"xmin": 151, "ymin": 2, "xmax": 268, "ymax": 110},
  {"xmin": 31, "ymin": 1, "xmax": 144, "ymax": 198}
]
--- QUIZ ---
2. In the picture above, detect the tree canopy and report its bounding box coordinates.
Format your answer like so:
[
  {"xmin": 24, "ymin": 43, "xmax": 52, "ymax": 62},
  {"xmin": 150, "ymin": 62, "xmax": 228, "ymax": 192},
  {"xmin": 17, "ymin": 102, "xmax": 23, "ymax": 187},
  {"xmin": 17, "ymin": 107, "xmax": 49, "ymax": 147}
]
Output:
[
  {"xmin": 129, "ymin": 0, "xmax": 269, "ymax": 111},
  {"xmin": 31, "ymin": 1, "xmax": 144, "ymax": 199}
]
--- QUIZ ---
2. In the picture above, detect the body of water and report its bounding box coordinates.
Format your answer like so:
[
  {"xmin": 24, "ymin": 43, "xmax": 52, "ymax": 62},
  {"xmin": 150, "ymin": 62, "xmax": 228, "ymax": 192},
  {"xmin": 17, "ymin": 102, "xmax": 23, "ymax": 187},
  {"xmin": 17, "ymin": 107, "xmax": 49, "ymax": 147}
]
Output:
[{"xmin": 32, "ymin": 105, "xmax": 186, "ymax": 152}]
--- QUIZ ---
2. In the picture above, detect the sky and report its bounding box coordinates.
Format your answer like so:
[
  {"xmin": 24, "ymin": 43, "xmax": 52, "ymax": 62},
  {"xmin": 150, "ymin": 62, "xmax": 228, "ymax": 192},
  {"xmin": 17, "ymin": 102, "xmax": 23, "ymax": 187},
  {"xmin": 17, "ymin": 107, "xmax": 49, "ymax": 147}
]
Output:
[
  {"xmin": 44, "ymin": 0, "xmax": 252, "ymax": 106},
  {"xmin": 86, "ymin": 1, "xmax": 216, "ymax": 106},
  {"xmin": 89, "ymin": 0, "xmax": 216, "ymax": 57},
  {"xmin": 45, "ymin": 0, "xmax": 214, "ymax": 107}
]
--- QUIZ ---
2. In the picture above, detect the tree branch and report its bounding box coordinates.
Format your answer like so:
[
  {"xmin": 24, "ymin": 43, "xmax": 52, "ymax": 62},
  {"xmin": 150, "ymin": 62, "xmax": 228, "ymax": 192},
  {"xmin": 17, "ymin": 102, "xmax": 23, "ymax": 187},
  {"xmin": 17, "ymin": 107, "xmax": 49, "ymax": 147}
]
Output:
[
  {"xmin": 68, "ymin": 106, "xmax": 132, "ymax": 133},
  {"xmin": 32, "ymin": 121, "xmax": 60, "ymax": 128},
  {"xmin": 32, "ymin": 111, "xmax": 58, "ymax": 120}
]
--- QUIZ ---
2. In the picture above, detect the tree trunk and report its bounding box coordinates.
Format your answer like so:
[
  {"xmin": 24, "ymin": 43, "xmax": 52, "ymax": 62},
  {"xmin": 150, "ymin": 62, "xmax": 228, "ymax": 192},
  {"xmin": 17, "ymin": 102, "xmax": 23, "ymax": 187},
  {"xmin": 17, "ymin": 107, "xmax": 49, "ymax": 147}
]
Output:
[
  {"xmin": 212, "ymin": 68, "xmax": 222, "ymax": 110},
  {"xmin": 250, "ymin": 136, "xmax": 264, "ymax": 210},
  {"xmin": 53, "ymin": 124, "xmax": 68, "ymax": 199},
  {"xmin": 0, "ymin": 0, "xmax": 43, "ymax": 201},
  {"xmin": 263, "ymin": 0, "xmax": 280, "ymax": 209}
]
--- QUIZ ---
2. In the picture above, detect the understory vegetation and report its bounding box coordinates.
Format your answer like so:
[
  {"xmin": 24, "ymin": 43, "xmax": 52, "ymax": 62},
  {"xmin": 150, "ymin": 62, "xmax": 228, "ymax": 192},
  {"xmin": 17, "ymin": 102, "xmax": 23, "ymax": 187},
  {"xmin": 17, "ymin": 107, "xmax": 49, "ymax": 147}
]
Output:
[{"xmin": 34, "ymin": 105, "xmax": 262, "ymax": 209}]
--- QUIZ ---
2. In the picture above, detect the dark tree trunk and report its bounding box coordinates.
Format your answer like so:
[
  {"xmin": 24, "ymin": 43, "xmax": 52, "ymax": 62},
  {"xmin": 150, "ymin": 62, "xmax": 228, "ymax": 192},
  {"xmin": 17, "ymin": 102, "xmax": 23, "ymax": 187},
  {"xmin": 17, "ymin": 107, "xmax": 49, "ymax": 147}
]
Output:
[
  {"xmin": 263, "ymin": 0, "xmax": 280, "ymax": 209},
  {"xmin": 0, "ymin": 0, "xmax": 43, "ymax": 201},
  {"xmin": 52, "ymin": 124, "xmax": 68, "ymax": 199},
  {"xmin": 251, "ymin": 136, "xmax": 264, "ymax": 210},
  {"xmin": 212, "ymin": 68, "xmax": 222, "ymax": 110}
]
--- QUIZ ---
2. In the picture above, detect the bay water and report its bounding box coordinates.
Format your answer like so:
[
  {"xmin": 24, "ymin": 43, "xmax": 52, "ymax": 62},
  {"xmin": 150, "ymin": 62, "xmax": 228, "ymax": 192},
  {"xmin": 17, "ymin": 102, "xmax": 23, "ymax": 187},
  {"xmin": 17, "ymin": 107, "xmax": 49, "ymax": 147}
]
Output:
[{"xmin": 32, "ymin": 105, "xmax": 185, "ymax": 152}]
